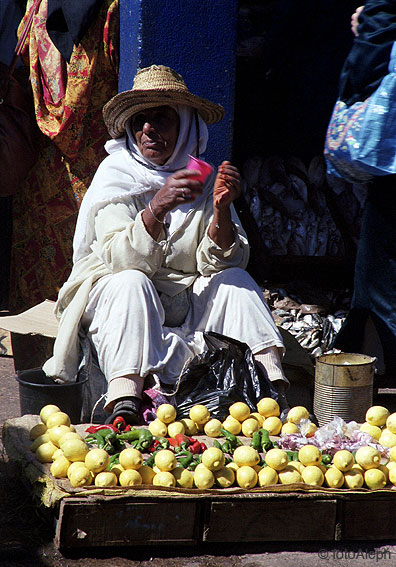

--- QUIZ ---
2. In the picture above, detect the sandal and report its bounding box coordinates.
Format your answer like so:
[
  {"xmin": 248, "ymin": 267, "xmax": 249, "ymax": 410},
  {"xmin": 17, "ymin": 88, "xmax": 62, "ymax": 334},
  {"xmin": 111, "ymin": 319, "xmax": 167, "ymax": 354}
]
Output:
[{"xmin": 105, "ymin": 397, "xmax": 141, "ymax": 426}]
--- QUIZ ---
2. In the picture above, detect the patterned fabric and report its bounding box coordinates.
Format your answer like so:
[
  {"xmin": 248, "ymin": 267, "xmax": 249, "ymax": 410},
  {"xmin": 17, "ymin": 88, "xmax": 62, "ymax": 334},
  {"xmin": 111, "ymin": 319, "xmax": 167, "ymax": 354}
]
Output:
[
  {"xmin": 10, "ymin": 0, "xmax": 119, "ymax": 313},
  {"xmin": 324, "ymin": 42, "xmax": 396, "ymax": 184}
]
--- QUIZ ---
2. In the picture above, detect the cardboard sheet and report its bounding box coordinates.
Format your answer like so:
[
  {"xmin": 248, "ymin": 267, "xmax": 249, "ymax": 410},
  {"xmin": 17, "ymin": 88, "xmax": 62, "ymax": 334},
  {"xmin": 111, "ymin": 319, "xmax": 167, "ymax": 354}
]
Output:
[{"xmin": 0, "ymin": 300, "xmax": 58, "ymax": 338}]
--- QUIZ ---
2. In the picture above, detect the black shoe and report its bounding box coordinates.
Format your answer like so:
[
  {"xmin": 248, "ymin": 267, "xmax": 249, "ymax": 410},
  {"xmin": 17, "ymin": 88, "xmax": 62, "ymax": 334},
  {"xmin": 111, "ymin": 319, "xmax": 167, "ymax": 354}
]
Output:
[{"xmin": 105, "ymin": 397, "xmax": 141, "ymax": 426}]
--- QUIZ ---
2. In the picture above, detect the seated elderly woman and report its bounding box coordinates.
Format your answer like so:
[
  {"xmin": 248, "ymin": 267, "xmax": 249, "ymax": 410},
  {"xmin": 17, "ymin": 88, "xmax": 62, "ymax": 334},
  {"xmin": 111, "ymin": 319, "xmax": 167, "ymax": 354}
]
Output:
[{"xmin": 43, "ymin": 64, "xmax": 289, "ymax": 424}]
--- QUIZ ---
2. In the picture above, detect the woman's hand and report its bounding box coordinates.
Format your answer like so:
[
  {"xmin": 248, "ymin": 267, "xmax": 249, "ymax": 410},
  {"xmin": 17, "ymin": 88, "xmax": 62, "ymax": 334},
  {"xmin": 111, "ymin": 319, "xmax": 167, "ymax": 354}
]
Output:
[
  {"xmin": 151, "ymin": 168, "xmax": 203, "ymax": 217},
  {"xmin": 209, "ymin": 161, "xmax": 241, "ymax": 249},
  {"xmin": 351, "ymin": 6, "xmax": 364, "ymax": 37},
  {"xmin": 213, "ymin": 161, "xmax": 241, "ymax": 209},
  {"xmin": 142, "ymin": 169, "xmax": 203, "ymax": 239}
]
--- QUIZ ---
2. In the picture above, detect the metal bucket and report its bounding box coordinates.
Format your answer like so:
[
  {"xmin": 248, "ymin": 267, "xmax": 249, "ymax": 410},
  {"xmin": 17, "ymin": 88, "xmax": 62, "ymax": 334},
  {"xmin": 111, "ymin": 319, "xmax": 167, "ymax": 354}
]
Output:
[{"xmin": 313, "ymin": 352, "xmax": 376, "ymax": 426}]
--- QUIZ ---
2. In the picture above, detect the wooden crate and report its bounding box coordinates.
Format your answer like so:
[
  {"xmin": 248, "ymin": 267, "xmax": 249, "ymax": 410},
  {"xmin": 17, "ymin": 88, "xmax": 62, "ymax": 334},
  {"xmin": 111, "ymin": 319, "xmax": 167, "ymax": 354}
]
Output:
[{"xmin": 55, "ymin": 495, "xmax": 203, "ymax": 550}]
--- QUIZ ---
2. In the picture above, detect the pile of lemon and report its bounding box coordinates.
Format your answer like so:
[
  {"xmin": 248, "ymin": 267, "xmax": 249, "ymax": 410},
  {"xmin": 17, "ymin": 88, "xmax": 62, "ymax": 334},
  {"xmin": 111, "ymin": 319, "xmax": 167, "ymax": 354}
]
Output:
[{"xmin": 359, "ymin": 405, "xmax": 396, "ymax": 449}]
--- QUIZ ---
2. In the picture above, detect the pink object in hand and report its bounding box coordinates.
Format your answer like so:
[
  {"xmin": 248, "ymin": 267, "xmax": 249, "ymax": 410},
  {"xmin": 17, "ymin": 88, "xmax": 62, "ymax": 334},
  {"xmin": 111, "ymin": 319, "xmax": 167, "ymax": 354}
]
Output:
[{"xmin": 187, "ymin": 155, "xmax": 213, "ymax": 183}]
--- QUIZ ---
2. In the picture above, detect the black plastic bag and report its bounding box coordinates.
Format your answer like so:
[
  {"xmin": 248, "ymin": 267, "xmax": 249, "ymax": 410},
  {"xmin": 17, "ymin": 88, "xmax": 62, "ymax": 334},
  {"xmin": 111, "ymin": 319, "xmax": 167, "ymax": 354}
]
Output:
[{"xmin": 174, "ymin": 332, "xmax": 279, "ymax": 421}]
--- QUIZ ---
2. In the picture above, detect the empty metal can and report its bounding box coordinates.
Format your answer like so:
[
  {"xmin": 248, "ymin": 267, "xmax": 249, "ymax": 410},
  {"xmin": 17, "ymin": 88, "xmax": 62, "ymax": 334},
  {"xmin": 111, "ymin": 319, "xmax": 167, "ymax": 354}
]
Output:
[{"xmin": 313, "ymin": 352, "xmax": 376, "ymax": 426}]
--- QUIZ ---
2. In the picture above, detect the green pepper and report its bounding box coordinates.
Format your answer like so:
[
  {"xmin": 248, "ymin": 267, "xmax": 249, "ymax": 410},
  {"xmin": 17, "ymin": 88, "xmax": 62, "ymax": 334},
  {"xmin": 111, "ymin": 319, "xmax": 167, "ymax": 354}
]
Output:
[
  {"xmin": 116, "ymin": 428, "xmax": 153, "ymax": 451},
  {"xmin": 188, "ymin": 454, "xmax": 202, "ymax": 471},
  {"xmin": 250, "ymin": 431, "xmax": 262, "ymax": 451},
  {"xmin": 259, "ymin": 428, "xmax": 274, "ymax": 452},
  {"xmin": 286, "ymin": 450, "xmax": 299, "ymax": 462},
  {"xmin": 176, "ymin": 450, "xmax": 194, "ymax": 469},
  {"xmin": 219, "ymin": 428, "xmax": 242, "ymax": 452},
  {"xmin": 321, "ymin": 454, "xmax": 332, "ymax": 465}
]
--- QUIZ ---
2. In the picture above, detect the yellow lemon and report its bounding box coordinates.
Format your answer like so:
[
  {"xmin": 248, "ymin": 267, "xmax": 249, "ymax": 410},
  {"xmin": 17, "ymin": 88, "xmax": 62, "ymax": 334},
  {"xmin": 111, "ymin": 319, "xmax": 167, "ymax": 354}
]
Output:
[
  {"xmin": 85, "ymin": 448, "xmax": 110, "ymax": 473},
  {"xmin": 250, "ymin": 412, "xmax": 264, "ymax": 426},
  {"xmin": 193, "ymin": 465, "xmax": 215, "ymax": 489},
  {"xmin": 257, "ymin": 397, "xmax": 280, "ymax": 418},
  {"xmin": 35, "ymin": 441, "xmax": 58, "ymax": 463},
  {"xmin": 202, "ymin": 447, "xmax": 226, "ymax": 471},
  {"xmin": 241, "ymin": 417, "xmax": 261, "ymax": 437},
  {"xmin": 265, "ymin": 448, "xmax": 289, "ymax": 471},
  {"xmin": 388, "ymin": 466, "xmax": 396, "ymax": 485},
  {"xmin": 377, "ymin": 463, "xmax": 390, "ymax": 482},
  {"xmin": 236, "ymin": 466, "xmax": 257, "ymax": 489},
  {"xmin": 180, "ymin": 418, "xmax": 198, "ymax": 436},
  {"xmin": 29, "ymin": 422, "xmax": 47, "ymax": 440},
  {"xmin": 110, "ymin": 463, "xmax": 125, "ymax": 478},
  {"xmin": 214, "ymin": 466, "xmax": 235, "ymax": 488},
  {"xmin": 153, "ymin": 471, "xmax": 176, "ymax": 487},
  {"xmin": 119, "ymin": 469, "xmax": 142, "ymax": 487},
  {"xmin": 30, "ymin": 433, "xmax": 50, "ymax": 452},
  {"xmin": 301, "ymin": 465, "xmax": 324, "ymax": 486},
  {"xmin": 324, "ymin": 466, "xmax": 344, "ymax": 488},
  {"xmin": 148, "ymin": 418, "xmax": 168, "ymax": 437},
  {"xmin": 355, "ymin": 446, "xmax": 381, "ymax": 470},
  {"xmin": 303, "ymin": 422, "xmax": 318, "ymax": 438},
  {"xmin": 360, "ymin": 422, "xmax": 382, "ymax": 441},
  {"xmin": 343, "ymin": 469, "xmax": 364, "ymax": 489},
  {"xmin": 389, "ymin": 446, "xmax": 396, "ymax": 462},
  {"xmin": 156, "ymin": 403, "xmax": 177, "ymax": 424},
  {"xmin": 46, "ymin": 411, "xmax": 71, "ymax": 429},
  {"xmin": 172, "ymin": 466, "xmax": 194, "ymax": 488},
  {"xmin": 167, "ymin": 421, "xmax": 185, "ymax": 438},
  {"xmin": 47, "ymin": 425, "xmax": 72, "ymax": 447},
  {"xmin": 364, "ymin": 468, "xmax": 387, "ymax": 489},
  {"xmin": 51, "ymin": 448, "xmax": 65, "ymax": 461},
  {"xmin": 332, "ymin": 450, "xmax": 354, "ymax": 472},
  {"xmin": 366, "ymin": 405, "xmax": 390, "ymax": 427},
  {"xmin": 281, "ymin": 422, "xmax": 299, "ymax": 435},
  {"xmin": 226, "ymin": 461, "xmax": 239, "ymax": 473},
  {"xmin": 204, "ymin": 418, "xmax": 223, "ymax": 438},
  {"xmin": 261, "ymin": 416, "xmax": 282, "ymax": 436},
  {"xmin": 50, "ymin": 455, "xmax": 71, "ymax": 478},
  {"xmin": 229, "ymin": 401, "xmax": 251, "ymax": 422},
  {"xmin": 287, "ymin": 460, "xmax": 305, "ymax": 474},
  {"xmin": 67, "ymin": 461, "xmax": 88, "ymax": 480},
  {"xmin": 278, "ymin": 465, "xmax": 302, "ymax": 485},
  {"xmin": 154, "ymin": 449, "xmax": 177, "ymax": 472},
  {"xmin": 379, "ymin": 429, "xmax": 396, "ymax": 448},
  {"xmin": 189, "ymin": 404, "xmax": 210, "ymax": 425},
  {"xmin": 94, "ymin": 471, "xmax": 118, "ymax": 487},
  {"xmin": 222, "ymin": 415, "xmax": 242, "ymax": 435},
  {"xmin": 386, "ymin": 412, "xmax": 396, "ymax": 434},
  {"xmin": 138, "ymin": 465, "xmax": 155, "ymax": 484},
  {"xmin": 60, "ymin": 438, "xmax": 89, "ymax": 462},
  {"xmin": 287, "ymin": 406, "xmax": 309, "ymax": 424},
  {"xmin": 118, "ymin": 448, "xmax": 143, "ymax": 470},
  {"xmin": 60, "ymin": 431, "xmax": 83, "ymax": 444},
  {"xmin": 233, "ymin": 445, "xmax": 260, "ymax": 468},
  {"xmin": 258, "ymin": 466, "xmax": 278, "ymax": 487},
  {"xmin": 39, "ymin": 404, "xmax": 61, "ymax": 424},
  {"xmin": 68, "ymin": 465, "xmax": 93, "ymax": 487},
  {"xmin": 298, "ymin": 445, "xmax": 322, "ymax": 467}
]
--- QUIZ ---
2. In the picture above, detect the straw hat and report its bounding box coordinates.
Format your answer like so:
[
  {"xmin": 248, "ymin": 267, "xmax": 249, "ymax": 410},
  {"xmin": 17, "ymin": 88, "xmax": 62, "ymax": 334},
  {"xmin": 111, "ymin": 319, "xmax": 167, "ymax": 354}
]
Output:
[{"xmin": 103, "ymin": 65, "xmax": 225, "ymax": 138}]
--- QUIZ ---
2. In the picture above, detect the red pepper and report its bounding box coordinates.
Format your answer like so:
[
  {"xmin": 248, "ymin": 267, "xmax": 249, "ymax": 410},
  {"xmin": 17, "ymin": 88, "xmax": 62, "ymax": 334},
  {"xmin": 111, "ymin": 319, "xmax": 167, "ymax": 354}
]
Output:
[
  {"xmin": 85, "ymin": 424, "xmax": 117, "ymax": 434},
  {"xmin": 124, "ymin": 424, "xmax": 131, "ymax": 432},
  {"xmin": 113, "ymin": 416, "xmax": 127, "ymax": 431},
  {"xmin": 188, "ymin": 440, "xmax": 202, "ymax": 454},
  {"xmin": 167, "ymin": 434, "xmax": 191, "ymax": 448},
  {"xmin": 148, "ymin": 440, "xmax": 160, "ymax": 453},
  {"xmin": 200, "ymin": 442, "xmax": 207, "ymax": 453}
]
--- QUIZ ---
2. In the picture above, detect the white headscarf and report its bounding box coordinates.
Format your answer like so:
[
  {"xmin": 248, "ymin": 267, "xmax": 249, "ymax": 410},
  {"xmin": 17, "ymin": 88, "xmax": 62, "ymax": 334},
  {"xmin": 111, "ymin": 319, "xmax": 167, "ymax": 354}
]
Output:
[{"xmin": 73, "ymin": 105, "xmax": 214, "ymax": 263}]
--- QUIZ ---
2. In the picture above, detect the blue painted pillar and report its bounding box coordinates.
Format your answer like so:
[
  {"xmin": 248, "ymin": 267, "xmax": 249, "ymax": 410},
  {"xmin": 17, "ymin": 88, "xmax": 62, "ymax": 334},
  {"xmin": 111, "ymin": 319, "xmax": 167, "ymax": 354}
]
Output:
[{"xmin": 119, "ymin": 0, "xmax": 238, "ymax": 165}]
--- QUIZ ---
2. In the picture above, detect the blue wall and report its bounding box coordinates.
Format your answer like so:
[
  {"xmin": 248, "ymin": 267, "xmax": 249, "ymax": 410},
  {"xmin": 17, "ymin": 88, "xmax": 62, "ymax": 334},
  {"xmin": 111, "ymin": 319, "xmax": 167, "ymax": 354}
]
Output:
[{"xmin": 119, "ymin": 0, "xmax": 238, "ymax": 166}]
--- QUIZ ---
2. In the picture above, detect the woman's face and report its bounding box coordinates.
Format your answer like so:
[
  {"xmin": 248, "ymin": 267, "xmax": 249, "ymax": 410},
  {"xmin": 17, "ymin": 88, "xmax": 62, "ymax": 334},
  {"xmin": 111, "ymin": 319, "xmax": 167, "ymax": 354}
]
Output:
[{"xmin": 130, "ymin": 105, "xmax": 180, "ymax": 165}]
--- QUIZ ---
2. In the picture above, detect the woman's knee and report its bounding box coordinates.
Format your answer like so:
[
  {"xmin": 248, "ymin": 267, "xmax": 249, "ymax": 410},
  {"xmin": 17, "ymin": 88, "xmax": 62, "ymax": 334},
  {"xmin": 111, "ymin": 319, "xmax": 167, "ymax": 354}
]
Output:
[
  {"xmin": 211, "ymin": 267, "xmax": 257, "ymax": 289},
  {"xmin": 105, "ymin": 269, "xmax": 153, "ymax": 295}
]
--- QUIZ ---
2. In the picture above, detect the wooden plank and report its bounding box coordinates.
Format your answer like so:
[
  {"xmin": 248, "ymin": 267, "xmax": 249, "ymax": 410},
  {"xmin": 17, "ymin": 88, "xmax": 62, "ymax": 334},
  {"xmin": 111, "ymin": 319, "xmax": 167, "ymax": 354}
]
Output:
[
  {"xmin": 55, "ymin": 497, "xmax": 202, "ymax": 550},
  {"xmin": 341, "ymin": 496, "xmax": 396, "ymax": 540},
  {"xmin": 203, "ymin": 497, "xmax": 337, "ymax": 542}
]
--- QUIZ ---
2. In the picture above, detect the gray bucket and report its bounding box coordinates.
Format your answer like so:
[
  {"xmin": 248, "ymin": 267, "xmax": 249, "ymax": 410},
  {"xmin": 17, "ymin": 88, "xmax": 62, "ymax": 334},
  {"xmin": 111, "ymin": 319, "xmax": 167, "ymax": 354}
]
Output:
[
  {"xmin": 16, "ymin": 368, "xmax": 88, "ymax": 424},
  {"xmin": 313, "ymin": 352, "xmax": 376, "ymax": 427}
]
